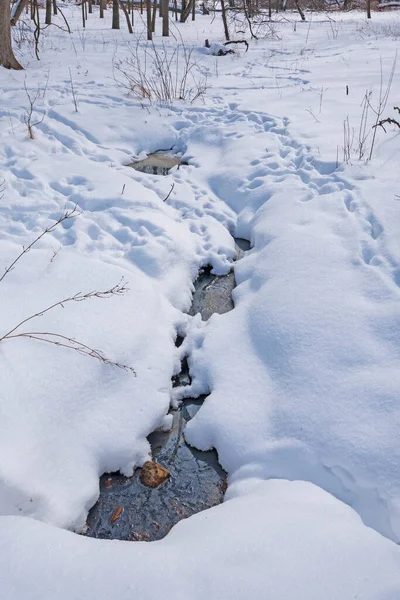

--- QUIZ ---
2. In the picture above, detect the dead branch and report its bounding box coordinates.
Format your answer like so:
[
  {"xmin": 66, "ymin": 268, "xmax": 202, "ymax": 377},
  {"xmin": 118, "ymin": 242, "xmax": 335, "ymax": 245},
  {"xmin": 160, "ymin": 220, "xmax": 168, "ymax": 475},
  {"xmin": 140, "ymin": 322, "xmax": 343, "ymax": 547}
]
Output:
[
  {"xmin": 3, "ymin": 331, "xmax": 136, "ymax": 374},
  {"xmin": 224, "ymin": 39, "xmax": 249, "ymax": 51},
  {"xmin": 0, "ymin": 279, "xmax": 136, "ymax": 374},
  {"xmin": 372, "ymin": 117, "xmax": 400, "ymax": 133},
  {"xmin": 0, "ymin": 207, "xmax": 135, "ymax": 375},
  {"xmin": 163, "ymin": 183, "xmax": 175, "ymax": 202},
  {"xmin": 0, "ymin": 205, "xmax": 81, "ymax": 283},
  {"xmin": 55, "ymin": 2, "xmax": 71, "ymax": 33},
  {"xmin": 0, "ymin": 279, "xmax": 129, "ymax": 341}
]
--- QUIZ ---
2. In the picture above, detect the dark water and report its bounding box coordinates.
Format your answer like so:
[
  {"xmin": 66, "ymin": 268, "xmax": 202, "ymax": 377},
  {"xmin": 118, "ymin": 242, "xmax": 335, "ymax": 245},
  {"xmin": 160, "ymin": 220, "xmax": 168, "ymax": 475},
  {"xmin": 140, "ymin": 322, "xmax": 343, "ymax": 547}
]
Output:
[{"xmin": 85, "ymin": 238, "xmax": 250, "ymax": 542}]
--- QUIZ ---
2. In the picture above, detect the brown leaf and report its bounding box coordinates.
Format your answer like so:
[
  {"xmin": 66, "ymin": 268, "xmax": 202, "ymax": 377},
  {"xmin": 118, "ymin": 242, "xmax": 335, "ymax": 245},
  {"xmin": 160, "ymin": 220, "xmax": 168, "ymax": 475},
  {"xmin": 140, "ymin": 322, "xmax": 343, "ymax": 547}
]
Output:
[{"xmin": 110, "ymin": 506, "xmax": 124, "ymax": 523}]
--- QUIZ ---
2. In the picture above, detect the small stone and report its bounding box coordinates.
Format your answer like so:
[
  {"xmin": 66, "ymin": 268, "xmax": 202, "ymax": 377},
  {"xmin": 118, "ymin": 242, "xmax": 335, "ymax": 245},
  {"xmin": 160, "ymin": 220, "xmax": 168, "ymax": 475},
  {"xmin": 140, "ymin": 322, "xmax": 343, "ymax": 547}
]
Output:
[{"xmin": 140, "ymin": 461, "xmax": 170, "ymax": 488}]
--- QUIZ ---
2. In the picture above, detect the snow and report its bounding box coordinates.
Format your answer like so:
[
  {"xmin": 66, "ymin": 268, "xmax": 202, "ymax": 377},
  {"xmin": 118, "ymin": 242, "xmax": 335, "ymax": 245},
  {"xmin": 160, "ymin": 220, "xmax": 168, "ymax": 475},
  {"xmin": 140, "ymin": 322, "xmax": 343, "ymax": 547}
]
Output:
[
  {"xmin": 2, "ymin": 480, "xmax": 400, "ymax": 600},
  {"xmin": 1, "ymin": 5, "xmax": 400, "ymax": 595}
]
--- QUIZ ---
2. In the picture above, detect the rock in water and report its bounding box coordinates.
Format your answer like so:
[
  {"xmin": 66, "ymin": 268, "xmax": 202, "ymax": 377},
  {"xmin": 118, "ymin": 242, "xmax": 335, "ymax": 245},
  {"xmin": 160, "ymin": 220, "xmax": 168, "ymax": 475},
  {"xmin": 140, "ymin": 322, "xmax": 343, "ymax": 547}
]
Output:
[{"xmin": 140, "ymin": 461, "xmax": 170, "ymax": 488}]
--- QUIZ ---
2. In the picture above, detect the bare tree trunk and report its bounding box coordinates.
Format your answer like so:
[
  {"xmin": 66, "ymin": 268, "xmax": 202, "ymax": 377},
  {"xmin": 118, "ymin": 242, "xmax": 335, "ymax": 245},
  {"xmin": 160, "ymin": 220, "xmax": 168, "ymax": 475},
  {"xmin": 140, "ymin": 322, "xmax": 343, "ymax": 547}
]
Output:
[
  {"xmin": 174, "ymin": 0, "xmax": 178, "ymax": 19},
  {"xmin": 11, "ymin": 0, "xmax": 29, "ymax": 25},
  {"xmin": 294, "ymin": 0, "xmax": 305, "ymax": 20},
  {"xmin": 112, "ymin": 0, "xmax": 120, "ymax": 27},
  {"xmin": 151, "ymin": 0, "xmax": 157, "ymax": 32},
  {"xmin": 119, "ymin": 0, "xmax": 133, "ymax": 31},
  {"xmin": 88, "ymin": 0, "xmax": 93, "ymax": 13},
  {"xmin": 268, "ymin": 0, "xmax": 271, "ymax": 18},
  {"xmin": 140, "ymin": 0, "xmax": 143, "ymax": 14},
  {"xmin": 100, "ymin": 0, "xmax": 104, "ymax": 17},
  {"xmin": 180, "ymin": 0, "xmax": 186, "ymax": 20},
  {"xmin": 221, "ymin": 0, "xmax": 229, "ymax": 40},
  {"xmin": 45, "ymin": 0, "xmax": 52, "ymax": 24},
  {"xmin": 82, "ymin": 0, "xmax": 86, "ymax": 26},
  {"xmin": 192, "ymin": 0, "xmax": 195, "ymax": 20},
  {"xmin": 0, "ymin": 0, "xmax": 23, "ymax": 68},
  {"xmin": 162, "ymin": 0, "xmax": 168, "ymax": 34},
  {"xmin": 367, "ymin": 0, "xmax": 371, "ymax": 18},
  {"xmin": 181, "ymin": 0, "xmax": 193, "ymax": 21},
  {"xmin": 53, "ymin": 0, "xmax": 57, "ymax": 15},
  {"xmin": 146, "ymin": 0, "xmax": 152, "ymax": 39}
]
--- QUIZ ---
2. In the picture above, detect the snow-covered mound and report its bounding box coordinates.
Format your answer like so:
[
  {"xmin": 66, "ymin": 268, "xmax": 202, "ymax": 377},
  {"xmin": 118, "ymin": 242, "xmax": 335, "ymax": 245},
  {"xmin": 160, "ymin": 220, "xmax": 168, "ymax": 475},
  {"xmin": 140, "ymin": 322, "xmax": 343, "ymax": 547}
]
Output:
[{"xmin": 2, "ymin": 480, "xmax": 400, "ymax": 600}]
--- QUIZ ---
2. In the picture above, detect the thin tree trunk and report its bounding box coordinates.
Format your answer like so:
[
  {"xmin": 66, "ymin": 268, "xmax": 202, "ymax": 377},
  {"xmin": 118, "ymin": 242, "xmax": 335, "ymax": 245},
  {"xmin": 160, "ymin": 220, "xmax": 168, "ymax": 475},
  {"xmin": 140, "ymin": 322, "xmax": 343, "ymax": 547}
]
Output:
[
  {"xmin": 367, "ymin": 0, "xmax": 371, "ymax": 18},
  {"xmin": 192, "ymin": 0, "xmax": 195, "ymax": 20},
  {"xmin": 181, "ymin": 0, "xmax": 193, "ymax": 21},
  {"xmin": 45, "ymin": 0, "xmax": 52, "ymax": 24},
  {"xmin": 0, "ymin": 0, "xmax": 23, "ymax": 68},
  {"xmin": 112, "ymin": 0, "xmax": 120, "ymax": 27},
  {"xmin": 82, "ymin": 0, "xmax": 86, "ymax": 26},
  {"xmin": 151, "ymin": 0, "xmax": 157, "ymax": 32},
  {"xmin": 221, "ymin": 0, "xmax": 229, "ymax": 40},
  {"xmin": 100, "ymin": 0, "xmax": 104, "ymax": 17},
  {"xmin": 180, "ymin": 0, "xmax": 186, "ymax": 20},
  {"xmin": 146, "ymin": 0, "xmax": 152, "ymax": 39},
  {"xmin": 88, "ymin": 0, "xmax": 93, "ymax": 13},
  {"xmin": 53, "ymin": 0, "xmax": 58, "ymax": 14},
  {"xmin": 140, "ymin": 0, "xmax": 143, "ymax": 14},
  {"xmin": 119, "ymin": 0, "xmax": 133, "ymax": 31},
  {"xmin": 174, "ymin": 0, "xmax": 178, "ymax": 19},
  {"xmin": 162, "ymin": 0, "xmax": 168, "ymax": 34},
  {"xmin": 11, "ymin": 0, "xmax": 29, "ymax": 25},
  {"xmin": 294, "ymin": 0, "xmax": 305, "ymax": 20},
  {"xmin": 268, "ymin": 0, "xmax": 271, "ymax": 18}
]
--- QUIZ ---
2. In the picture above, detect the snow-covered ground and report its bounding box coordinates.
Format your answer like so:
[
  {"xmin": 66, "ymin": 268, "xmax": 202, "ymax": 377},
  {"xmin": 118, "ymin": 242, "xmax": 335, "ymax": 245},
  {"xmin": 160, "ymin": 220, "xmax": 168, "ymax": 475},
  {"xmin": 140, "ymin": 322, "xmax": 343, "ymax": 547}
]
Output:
[{"xmin": 1, "ymin": 6, "xmax": 400, "ymax": 597}]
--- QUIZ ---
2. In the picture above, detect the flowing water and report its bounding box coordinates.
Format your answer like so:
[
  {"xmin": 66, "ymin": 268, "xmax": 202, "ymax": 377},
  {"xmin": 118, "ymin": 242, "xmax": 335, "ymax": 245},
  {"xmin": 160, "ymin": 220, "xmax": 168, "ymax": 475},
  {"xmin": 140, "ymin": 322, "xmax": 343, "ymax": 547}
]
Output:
[{"xmin": 85, "ymin": 238, "xmax": 250, "ymax": 541}]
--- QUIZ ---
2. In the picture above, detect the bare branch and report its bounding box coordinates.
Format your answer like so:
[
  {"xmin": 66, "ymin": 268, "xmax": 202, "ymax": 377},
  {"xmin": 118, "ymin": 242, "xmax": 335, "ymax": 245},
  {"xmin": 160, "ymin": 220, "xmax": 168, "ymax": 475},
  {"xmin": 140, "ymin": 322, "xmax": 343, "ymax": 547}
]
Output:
[
  {"xmin": 0, "ymin": 279, "xmax": 129, "ymax": 340},
  {"xmin": 0, "ymin": 205, "xmax": 81, "ymax": 284},
  {"xmin": 5, "ymin": 331, "xmax": 136, "ymax": 374},
  {"xmin": 372, "ymin": 117, "xmax": 400, "ymax": 133}
]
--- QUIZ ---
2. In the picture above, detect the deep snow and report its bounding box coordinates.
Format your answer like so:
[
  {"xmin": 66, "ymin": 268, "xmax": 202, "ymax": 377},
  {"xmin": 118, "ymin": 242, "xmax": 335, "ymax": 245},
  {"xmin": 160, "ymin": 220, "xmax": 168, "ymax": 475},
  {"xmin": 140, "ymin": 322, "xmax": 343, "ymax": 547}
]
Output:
[{"xmin": 1, "ymin": 5, "xmax": 400, "ymax": 596}]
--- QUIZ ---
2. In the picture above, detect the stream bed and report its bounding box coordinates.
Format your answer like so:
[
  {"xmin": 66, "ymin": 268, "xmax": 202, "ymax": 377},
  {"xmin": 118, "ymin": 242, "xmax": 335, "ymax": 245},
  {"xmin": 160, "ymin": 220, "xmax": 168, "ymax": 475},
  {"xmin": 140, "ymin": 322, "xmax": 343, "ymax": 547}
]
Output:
[{"xmin": 85, "ymin": 238, "xmax": 250, "ymax": 541}]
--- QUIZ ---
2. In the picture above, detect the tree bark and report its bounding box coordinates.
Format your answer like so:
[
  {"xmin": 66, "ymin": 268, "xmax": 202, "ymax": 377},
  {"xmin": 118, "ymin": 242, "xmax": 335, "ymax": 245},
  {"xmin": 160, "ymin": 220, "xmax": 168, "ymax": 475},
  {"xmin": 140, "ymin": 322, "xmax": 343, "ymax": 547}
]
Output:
[
  {"xmin": 100, "ymin": 0, "xmax": 104, "ymax": 17},
  {"xmin": 180, "ymin": 0, "xmax": 186, "ymax": 20},
  {"xmin": 10, "ymin": 0, "xmax": 29, "ymax": 25},
  {"xmin": 367, "ymin": 0, "xmax": 371, "ymax": 18},
  {"xmin": 88, "ymin": 0, "xmax": 93, "ymax": 13},
  {"xmin": 192, "ymin": 0, "xmax": 195, "ymax": 20},
  {"xmin": 112, "ymin": 0, "xmax": 120, "ymax": 27},
  {"xmin": 45, "ymin": 0, "xmax": 52, "ymax": 24},
  {"xmin": 294, "ymin": 0, "xmax": 305, "ymax": 20},
  {"xmin": 151, "ymin": 0, "xmax": 157, "ymax": 32},
  {"xmin": 0, "ymin": 0, "xmax": 23, "ymax": 69},
  {"xmin": 162, "ymin": 0, "xmax": 168, "ymax": 34},
  {"xmin": 146, "ymin": 0, "xmax": 152, "ymax": 39},
  {"xmin": 221, "ymin": 0, "xmax": 229, "ymax": 40},
  {"xmin": 52, "ymin": 0, "xmax": 57, "ymax": 15},
  {"xmin": 119, "ymin": 0, "xmax": 133, "ymax": 32}
]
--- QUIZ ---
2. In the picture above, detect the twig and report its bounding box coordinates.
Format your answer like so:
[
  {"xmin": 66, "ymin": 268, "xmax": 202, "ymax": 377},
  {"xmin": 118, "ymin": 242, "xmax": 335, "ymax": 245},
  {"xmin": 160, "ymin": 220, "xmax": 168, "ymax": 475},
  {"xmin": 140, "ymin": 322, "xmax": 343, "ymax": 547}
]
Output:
[
  {"xmin": 3, "ymin": 331, "xmax": 136, "ymax": 374},
  {"xmin": 372, "ymin": 117, "xmax": 400, "ymax": 133},
  {"xmin": 0, "ymin": 205, "xmax": 81, "ymax": 283},
  {"xmin": 163, "ymin": 183, "xmax": 175, "ymax": 202},
  {"xmin": 224, "ymin": 39, "xmax": 249, "ymax": 51},
  {"xmin": 0, "ymin": 279, "xmax": 129, "ymax": 341}
]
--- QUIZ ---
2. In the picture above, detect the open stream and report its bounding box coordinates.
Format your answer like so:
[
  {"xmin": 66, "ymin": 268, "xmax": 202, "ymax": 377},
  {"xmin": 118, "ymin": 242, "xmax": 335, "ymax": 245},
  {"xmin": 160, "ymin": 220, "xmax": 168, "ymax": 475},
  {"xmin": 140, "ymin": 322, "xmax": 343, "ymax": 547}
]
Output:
[{"xmin": 86, "ymin": 155, "xmax": 250, "ymax": 541}]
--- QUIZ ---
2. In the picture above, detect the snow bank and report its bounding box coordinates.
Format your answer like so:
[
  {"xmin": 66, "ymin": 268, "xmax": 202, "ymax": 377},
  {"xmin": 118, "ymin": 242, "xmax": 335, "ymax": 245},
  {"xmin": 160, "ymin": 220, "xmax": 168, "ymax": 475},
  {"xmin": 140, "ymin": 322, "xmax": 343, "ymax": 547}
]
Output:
[{"xmin": 1, "ymin": 479, "xmax": 400, "ymax": 600}]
